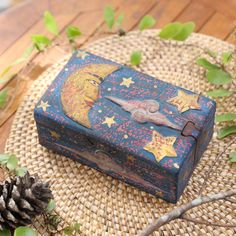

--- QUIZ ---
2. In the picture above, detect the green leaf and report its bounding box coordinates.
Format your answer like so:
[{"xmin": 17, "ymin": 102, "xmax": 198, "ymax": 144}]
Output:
[
  {"xmin": 66, "ymin": 26, "xmax": 82, "ymax": 42},
  {"xmin": 73, "ymin": 222, "xmax": 81, "ymax": 232},
  {"xmin": 218, "ymin": 125, "xmax": 236, "ymax": 139},
  {"xmin": 14, "ymin": 45, "xmax": 35, "ymax": 65},
  {"xmin": 222, "ymin": 52, "xmax": 232, "ymax": 65},
  {"xmin": 31, "ymin": 35, "xmax": 51, "ymax": 51},
  {"xmin": 44, "ymin": 11, "xmax": 59, "ymax": 35},
  {"xmin": 16, "ymin": 167, "xmax": 27, "ymax": 177},
  {"xmin": 6, "ymin": 154, "xmax": 18, "ymax": 171},
  {"xmin": 116, "ymin": 13, "xmax": 124, "ymax": 28},
  {"xmin": 14, "ymin": 226, "xmax": 37, "ymax": 236},
  {"xmin": 215, "ymin": 113, "xmax": 236, "ymax": 123},
  {"xmin": 45, "ymin": 199, "xmax": 56, "ymax": 212},
  {"xmin": 139, "ymin": 15, "xmax": 156, "ymax": 31},
  {"xmin": 229, "ymin": 152, "xmax": 236, "ymax": 163},
  {"xmin": 172, "ymin": 22, "xmax": 195, "ymax": 41},
  {"xmin": 159, "ymin": 22, "xmax": 182, "ymax": 39},
  {"xmin": 130, "ymin": 51, "xmax": 142, "ymax": 66},
  {"xmin": 104, "ymin": 6, "xmax": 115, "ymax": 30},
  {"xmin": 0, "ymin": 229, "xmax": 11, "ymax": 236},
  {"xmin": 206, "ymin": 69, "xmax": 232, "ymax": 85},
  {"xmin": 206, "ymin": 89, "xmax": 232, "ymax": 98},
  {"xmin": 0, "ymin": 154, "xmax": 10, "ymax": 165},
  {"xmin": 63, "ymin": 226, "xmax": 74, "ymax": 235},
  {"xmin": 0, "ymin": 89, "xmax": 8, "ymax": 109},
  {"xmin": 196, "ymin": 58, "xmax": 220, "ymax": 70}
]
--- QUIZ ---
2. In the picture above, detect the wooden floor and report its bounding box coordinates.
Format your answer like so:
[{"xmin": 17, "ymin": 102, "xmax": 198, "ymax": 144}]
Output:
[{"xmin": 0, "ymin": 0, "xmax": 236, "ymax": 151}]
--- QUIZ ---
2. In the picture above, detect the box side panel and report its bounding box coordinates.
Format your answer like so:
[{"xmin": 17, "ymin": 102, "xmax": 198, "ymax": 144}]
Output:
[
  {"xmin": 36, "ymin": 122, "xmax": 178, "ymax": 203},
  {"xmin": 177, "ymin": 102, "xmax": 216, "ymax": 200}
]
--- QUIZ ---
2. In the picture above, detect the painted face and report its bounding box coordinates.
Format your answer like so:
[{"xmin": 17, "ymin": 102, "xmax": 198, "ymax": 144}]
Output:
[{"xmin": 61, "ymin": 64, "xmax": 119, "ymax": 128}]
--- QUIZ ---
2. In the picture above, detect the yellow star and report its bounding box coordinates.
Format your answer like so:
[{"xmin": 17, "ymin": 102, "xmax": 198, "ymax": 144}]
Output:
[
  {"xmin": 77, "ymin": 51, "xmax": 88, "ymax": 59},
  {"xmin": 120, "ymin": 77, "xmax": 134, "ymax": 88},
  {"xmin": 50, "ymin": 130, "xmax": 60, "ymax": 139},
  {"xmin": 127, "ymin": 155, "xmax": 135, "ymax": 162},
  {"xmin": 102, "ymin": 116, "xmax": 116, "ymax": 128},
  {"xmin": 167, "ymin": 90, "xmax": 200, "ymax": 113},
  {"xmin": 37, "ymin": 100, "xmax": 50, "ymax": 112},
  {"xmin": 144, "ymin": 131, "xmax": 177, "ymax": 162}
]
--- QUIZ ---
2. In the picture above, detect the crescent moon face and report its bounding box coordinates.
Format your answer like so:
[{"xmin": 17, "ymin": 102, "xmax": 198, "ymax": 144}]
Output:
[{"xmin": 61, "ymin": 64, "xmax": 119, "ymax": 128}]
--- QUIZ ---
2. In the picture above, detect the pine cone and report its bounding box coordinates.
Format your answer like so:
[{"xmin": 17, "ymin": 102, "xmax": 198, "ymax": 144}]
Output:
[{"xmin": 0, "ymin": 172, "xmax": 53, "ymax": 230}]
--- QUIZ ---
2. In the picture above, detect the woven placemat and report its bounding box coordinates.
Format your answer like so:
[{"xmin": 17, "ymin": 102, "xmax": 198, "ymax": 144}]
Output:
[{"xmin": 5, "ymin": 30, "xmax": 236, "ymax": 235}]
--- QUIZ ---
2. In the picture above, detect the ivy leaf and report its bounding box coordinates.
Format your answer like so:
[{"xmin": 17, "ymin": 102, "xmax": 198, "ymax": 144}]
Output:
[
  {"xmin": 6, "ymin": 154, "xmax": 18, "ymax": 171},
  {"xmin": 222, "ymin": 52, "xmax": 232, "ymax": 65},
  {"xmin": 45, "ymin": 199, "xmax": 56, "ymax": 213},
  {"xmin": 229, "ymin": 152, "xmax": 236, "ymax": 163},
  {"xmin": 196, "ymin": 58, "xmax": 220, "ymax": 70},
  {"xmin": 16, "ymin": 167, "xmax": 28, "ymax": 177},
  {"xmin": 63, "ymin": 226, "xmax": 74, "ymax": 235},
  {"xmin": 43, "ymin": 11, "xmax": 59, "ymax": 35},
  {"xmin": 139, "ymin": 15, "xmax": 156, "ymax": 31},
  {"xmin": 104, "ymin": 6, "xmax": 115, "ymax": 30},
  {"xmin": 207, "ymin": 49, "xmax": 217, "ymax": 58},
  {"xmin": 0, "ymin": 89, "xmax": 8, "ymax": 109},
  {"xmin": 73, "ymin": 222, "xmax": 81, "ymax": 232},
  {"xmin": 172, "ymin": 22, "xmax": 195, "ymax": 41},
  {"xmin": 159, "ymin": 22, "xmax": 195, "ymax": 41},
  {"xmin": 159, "ymin": 22, "xmax": 182, "ymax": 39},
  {"xmin": 14, "ymin": 45, "xmax": 35, "ymax": 65},
  {"xmin": 218, "ymin": 125, "xmax": 236, "ymax": 139},
  {"xmin": 206, "ymin": 69, "xmax": 232, "ymax": 85},
  {"xmin": 215, "ymin": 113, "xmax": 236, "ymax": 123},
  {"xmin": 66, "ymin": 26, "xmax": 82, "ymax": 42},
  {"xmin": 31, "ymin": 35, "xmax": 51, "ymax": 51},
  {"xmin": 116, "ymin": 13, "xmax": 125, "ymax": 28},
  {"xmin": 0, "ymin": 229, "xmax": 11, "ymax": 236},
  {"xmin": 0, "ymin": 153, "xmax": 10, "ymax": 165},
  {"xmin": 14, "ymin": 226, "xmax": 37, "ymax": 236},
  {"xmin": 206, "ymin": 89, "xmax": 232, "ymax": 98},
  {"xmin": 130, "ymin": 51, "xmax": 142, "ymax": 66}
]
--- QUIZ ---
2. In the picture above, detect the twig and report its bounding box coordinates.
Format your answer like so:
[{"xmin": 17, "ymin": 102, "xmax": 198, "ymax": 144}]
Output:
[{"xmin": 138, "ymin": 189, "xmax": 236, "ymax": 236}]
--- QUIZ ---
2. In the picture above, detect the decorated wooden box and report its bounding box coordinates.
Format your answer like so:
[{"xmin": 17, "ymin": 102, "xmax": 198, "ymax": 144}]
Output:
[{"xmin": 34, "ymin": 50, "xmax": 216, "ymax": 203}]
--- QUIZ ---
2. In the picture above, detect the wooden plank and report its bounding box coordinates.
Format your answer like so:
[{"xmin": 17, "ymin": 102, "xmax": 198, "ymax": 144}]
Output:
[
  {"xmin": 199, "ymin": 12, "xmax": 235, "ymax": 40},
  {"xmin": 88, "ymin": 0, "xmax": 157, "ymax": 43},
  {"xmin": 0, "ymin": 0, "xmax": 49, "ymax": 55},
  {"xmin": 149, "ymin": 0, "xmax": 191, "ymax": 28},
  {"xmin": 176, "ymin": 0, "xmax": 215, "ymax": 31},
  {"xmin": 199, "ymin": 0, "xmax": 236, "ymax": 20}
]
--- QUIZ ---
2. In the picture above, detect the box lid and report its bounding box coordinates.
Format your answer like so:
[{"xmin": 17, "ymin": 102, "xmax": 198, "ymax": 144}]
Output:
[{"xmin": 34, "ymin": 51, "xmax": 216, "ymax": 176}]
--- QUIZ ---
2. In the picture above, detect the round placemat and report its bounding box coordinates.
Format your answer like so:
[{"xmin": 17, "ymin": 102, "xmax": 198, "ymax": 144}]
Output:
[{"xmin": 5, "ymin": 30, "xmax": 236, "ymax": 235}]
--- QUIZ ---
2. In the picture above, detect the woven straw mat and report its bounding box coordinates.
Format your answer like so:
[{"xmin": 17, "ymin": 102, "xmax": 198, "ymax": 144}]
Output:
[{"xmin": 5, "ymin": 30, "xmax": 236, "ymax": 236}]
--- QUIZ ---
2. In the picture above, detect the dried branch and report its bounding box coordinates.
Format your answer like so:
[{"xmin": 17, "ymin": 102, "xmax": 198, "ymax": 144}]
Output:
[{"xmin": 138, "ymin": 189, "xmax": 236, "ymax": 236}]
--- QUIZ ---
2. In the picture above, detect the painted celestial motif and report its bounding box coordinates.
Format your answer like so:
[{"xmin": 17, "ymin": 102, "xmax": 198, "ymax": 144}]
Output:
[
  {"xmin": 102, "ymin": 116, "xmax": 116, "ymax": 128},
  {"xmin": 106, "ymin": 96, "xmax": 180, "ymax": 130},
  {"xmin": 37, "ymin": 100, "xmax": 50, "ymax": 112},
  {"xmin": 168, "ymin": 90, "xmax": 201, "ymax": 113},
  {"xmin": 61, "ymin": 64, "xmax": 119, "ymax": 128},
  {"xmin": 144, "ymin": 131, "xmax": 177, "ymax": 162},
  {"xmin": 34, "ymin": 51, "xmax": 216, "ymax": 203},
  {"xmin": 120, "ymin": 77, "xmax": 135, "ymax": 87}
]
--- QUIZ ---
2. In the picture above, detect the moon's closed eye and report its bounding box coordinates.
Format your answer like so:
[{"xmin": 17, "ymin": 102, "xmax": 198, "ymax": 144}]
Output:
[{"xmin": 61, "ymin": 64, "xmax": 119, "ymax": 128}]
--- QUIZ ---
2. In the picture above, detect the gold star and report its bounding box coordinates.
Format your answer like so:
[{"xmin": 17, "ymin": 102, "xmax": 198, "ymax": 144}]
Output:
[
  {"xmin": 127, "ymin": 155, "xmax": 135, "ymax": 162},
  {"xmin": 50, "ymin": 130, "xmax": 60, "ymax": 139},
  {"xmin": 167, "ymin": 90, "xmax": 200, "ymax": 113},
  {"xmin": 120, "ymin": 77, "xmax": 134, "ymax": 88},
  {"xmin": 144, "ymin": 131, "xmax": 177, "ymax": 162},
  {"xmin": 102, "ymin": 116, "xmax": 116, "ymax": 128},
  {"xmin": 37, "ymin": 100, "xmax": 50, "ymax": 112},
  {"xmin": 77, "ymin": 51, "xmax": 88, "ymax": 59}
]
